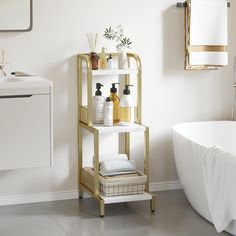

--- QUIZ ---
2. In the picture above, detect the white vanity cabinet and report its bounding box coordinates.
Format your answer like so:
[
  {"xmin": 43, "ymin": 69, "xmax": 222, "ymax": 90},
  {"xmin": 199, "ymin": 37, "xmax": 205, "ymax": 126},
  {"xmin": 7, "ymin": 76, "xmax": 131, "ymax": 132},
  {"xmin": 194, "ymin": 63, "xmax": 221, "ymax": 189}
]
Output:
[{"xmin": 0, "ymin": 77, "xmax": 53, "ymax": 170}]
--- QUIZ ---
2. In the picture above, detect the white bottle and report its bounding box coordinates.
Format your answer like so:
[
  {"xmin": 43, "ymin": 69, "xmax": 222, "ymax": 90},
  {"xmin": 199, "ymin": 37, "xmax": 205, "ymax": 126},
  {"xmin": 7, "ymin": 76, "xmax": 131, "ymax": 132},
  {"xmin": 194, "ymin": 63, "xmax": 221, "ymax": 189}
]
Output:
[
  {"xmin": 119, "ymin": 85, "xmax": 134, "ymax": 126},
  {"xmin": 103, "ymin": 97, "xmax": 113, "ymax": 126},
  {"xmin": 107, "ymin": 54, "xmax": 114, "ymax": 69},
  {"xmin": 92, "ymin": 83, "xmax": 105, "ymax": 124}
]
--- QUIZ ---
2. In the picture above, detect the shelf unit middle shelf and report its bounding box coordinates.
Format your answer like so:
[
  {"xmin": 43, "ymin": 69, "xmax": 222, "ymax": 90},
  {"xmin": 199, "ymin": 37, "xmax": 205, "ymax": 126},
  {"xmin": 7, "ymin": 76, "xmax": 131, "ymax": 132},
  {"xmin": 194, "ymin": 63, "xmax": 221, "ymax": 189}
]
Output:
[
  {"xmin": 82, "ymin": 68, "xmax": 138, "ymax": 76},
  {"xmin": 79, "ymin": 122, "xmax": 146, "ymax": 134}
]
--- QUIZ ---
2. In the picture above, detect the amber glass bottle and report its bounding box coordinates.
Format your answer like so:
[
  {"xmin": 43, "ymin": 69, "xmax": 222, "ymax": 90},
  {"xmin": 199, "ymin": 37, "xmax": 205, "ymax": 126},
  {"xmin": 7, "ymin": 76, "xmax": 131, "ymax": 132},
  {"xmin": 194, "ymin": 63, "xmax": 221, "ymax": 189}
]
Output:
[
  {"xmin": 109, "ymin": 83, "xmax": 120, "ymax": 124},
  {"xmin": 90, "ymin": 52, "xmax": 99, "ymax": 70}
]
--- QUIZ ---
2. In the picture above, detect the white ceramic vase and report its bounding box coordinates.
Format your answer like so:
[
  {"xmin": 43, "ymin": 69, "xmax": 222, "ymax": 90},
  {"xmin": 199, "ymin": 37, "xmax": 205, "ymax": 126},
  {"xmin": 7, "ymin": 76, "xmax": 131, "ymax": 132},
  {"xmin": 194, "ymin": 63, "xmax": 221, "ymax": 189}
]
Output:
[{"xmin": 118, "ymin": 51, "xmax": 128, "ymax": 69}]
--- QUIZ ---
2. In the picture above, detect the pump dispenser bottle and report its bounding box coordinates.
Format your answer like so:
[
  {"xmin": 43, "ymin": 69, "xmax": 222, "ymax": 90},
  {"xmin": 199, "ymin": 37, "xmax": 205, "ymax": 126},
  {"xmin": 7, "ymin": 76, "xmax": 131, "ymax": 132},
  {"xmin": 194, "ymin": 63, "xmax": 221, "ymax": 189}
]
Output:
[
  {"xmin": 120, "ymin": 85, "xmax": 134, "ymax": 126},
  {"xmin": 107, "ymin": 54, "xmax": 114, "ymax": 69},
  {"xmin": 92, "ymin": 83, "xmax": 105, "ymax": 124},
  {"xmin": 104, "ymin": 97, "xmax": 113, "ymax": 126},
  {"xmin": 109, "ymin": 83, "xmax": 120, "ymax": 124}
]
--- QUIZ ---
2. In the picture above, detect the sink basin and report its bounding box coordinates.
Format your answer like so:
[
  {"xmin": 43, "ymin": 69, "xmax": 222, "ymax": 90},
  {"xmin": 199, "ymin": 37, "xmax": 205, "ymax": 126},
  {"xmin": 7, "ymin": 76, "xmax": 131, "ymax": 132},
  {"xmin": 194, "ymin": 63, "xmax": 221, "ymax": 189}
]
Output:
[
  {"xmin": 0, "ymin": 77, "xmax": 23, "ymax": 82},
  {"xmin": 4, "ymin": 78, "xmax": 23, "ymax": 82},
  {"xmin": 0, "ymin": 76, "xmax": 52, "ymax": 96}
]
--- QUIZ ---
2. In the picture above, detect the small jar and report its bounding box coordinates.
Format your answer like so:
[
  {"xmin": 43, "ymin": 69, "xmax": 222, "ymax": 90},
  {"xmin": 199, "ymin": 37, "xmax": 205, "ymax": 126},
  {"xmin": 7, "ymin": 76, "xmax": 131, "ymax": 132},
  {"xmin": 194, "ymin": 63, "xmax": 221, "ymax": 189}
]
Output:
[{"xmin": 90, "ymin": 52, "xmax": 99, "ymax": 70}]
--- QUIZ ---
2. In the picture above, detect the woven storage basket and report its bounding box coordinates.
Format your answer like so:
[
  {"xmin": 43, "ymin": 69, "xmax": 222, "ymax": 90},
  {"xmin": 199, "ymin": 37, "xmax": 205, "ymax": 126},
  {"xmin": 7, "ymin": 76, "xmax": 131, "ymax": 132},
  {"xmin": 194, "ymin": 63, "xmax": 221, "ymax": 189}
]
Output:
[{"xmin": 81, "ymin": 167, "xmax": 147, "ymax": 197}]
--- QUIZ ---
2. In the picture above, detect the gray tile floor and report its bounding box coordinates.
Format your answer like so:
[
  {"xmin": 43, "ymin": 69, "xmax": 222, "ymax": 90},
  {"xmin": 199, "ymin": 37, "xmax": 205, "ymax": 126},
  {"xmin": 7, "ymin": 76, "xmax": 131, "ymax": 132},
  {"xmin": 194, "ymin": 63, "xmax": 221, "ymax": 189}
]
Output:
[{"xmin": 0, "ymin": 190, "xmax": 229, "ymax": 236}]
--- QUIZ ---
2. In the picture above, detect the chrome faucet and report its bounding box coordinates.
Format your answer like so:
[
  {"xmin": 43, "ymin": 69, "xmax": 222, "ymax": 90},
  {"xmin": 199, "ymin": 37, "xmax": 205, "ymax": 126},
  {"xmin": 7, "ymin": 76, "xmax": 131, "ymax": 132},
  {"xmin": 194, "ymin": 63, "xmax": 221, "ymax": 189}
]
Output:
[
  {"xmin": 0, "ymin": 50, "xmax": 7, "ymax": 77},
  {"xmin": 0, "ymin": 64, "xmax": 7, "ymax": 77}
]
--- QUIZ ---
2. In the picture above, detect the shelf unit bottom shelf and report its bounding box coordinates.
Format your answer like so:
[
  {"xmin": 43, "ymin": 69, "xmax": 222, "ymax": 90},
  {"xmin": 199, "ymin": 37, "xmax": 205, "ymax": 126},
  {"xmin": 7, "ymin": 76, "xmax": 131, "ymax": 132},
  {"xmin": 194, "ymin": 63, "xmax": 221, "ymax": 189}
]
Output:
[
  {"xmin": 100, "ymin": 192, "xmax": 152, "ymax": 204},
  {"xmin": 80, "ymin": 182, "xmax": 153, "ymax": 205}
]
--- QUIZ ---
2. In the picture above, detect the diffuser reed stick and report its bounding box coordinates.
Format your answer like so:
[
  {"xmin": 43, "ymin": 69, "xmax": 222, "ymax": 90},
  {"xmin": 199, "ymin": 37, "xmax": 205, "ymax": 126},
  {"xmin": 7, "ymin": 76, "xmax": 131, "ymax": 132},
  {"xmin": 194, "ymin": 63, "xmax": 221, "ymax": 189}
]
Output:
[
  {"xmin": 87, "ymin": 33, "xmax": 98, "ymax": 52},
  {"xmin": 1, "ymin": 49, "xmax": 5, "ymax": 65}
]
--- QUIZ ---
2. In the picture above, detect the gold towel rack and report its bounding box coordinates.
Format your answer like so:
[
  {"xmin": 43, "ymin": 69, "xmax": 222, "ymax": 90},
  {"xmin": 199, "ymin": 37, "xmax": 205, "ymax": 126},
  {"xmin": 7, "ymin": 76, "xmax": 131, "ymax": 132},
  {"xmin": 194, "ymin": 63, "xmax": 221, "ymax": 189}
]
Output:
[{"xmin": 176, "ymin": 1, "xmax": 230, "ymax": 8}]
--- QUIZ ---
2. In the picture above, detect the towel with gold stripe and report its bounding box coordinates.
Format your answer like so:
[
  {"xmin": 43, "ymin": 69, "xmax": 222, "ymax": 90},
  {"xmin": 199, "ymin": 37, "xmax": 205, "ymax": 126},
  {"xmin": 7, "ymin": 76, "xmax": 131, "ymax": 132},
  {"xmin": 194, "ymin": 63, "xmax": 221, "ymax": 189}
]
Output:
[{"xmin": 185, "ymin": 0, "xmax": 228, "ymax": 70}]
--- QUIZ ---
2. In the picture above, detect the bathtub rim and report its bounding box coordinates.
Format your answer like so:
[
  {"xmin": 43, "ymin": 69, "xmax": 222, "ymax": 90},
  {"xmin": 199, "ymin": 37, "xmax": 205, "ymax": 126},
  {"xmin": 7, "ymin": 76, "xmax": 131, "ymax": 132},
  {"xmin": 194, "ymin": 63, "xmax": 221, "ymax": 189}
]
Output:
[
  {"xmin": 172, "ymin": 120, "xmax": 235, "ymax": 149},
  {"xmin": 172, "ymin": 120, "xmax": 236, "ymax": 235}
]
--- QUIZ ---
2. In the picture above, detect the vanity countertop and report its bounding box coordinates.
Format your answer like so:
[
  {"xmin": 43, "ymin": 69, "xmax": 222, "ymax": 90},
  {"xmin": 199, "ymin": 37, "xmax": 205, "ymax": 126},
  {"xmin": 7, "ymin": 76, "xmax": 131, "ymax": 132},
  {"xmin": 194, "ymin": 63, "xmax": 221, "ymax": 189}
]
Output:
[{"xmin": 0, "ymin": 76, "xmax": 52, "ymax": 96}]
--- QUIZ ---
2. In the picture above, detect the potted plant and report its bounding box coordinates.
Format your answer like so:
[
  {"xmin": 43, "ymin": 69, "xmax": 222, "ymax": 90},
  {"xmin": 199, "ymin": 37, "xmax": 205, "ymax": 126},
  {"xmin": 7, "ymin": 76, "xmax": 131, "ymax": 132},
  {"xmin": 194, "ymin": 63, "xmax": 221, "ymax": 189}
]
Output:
[{"xmin": 103, "ymin": 25, "xmax": 132, "ymax": 69}]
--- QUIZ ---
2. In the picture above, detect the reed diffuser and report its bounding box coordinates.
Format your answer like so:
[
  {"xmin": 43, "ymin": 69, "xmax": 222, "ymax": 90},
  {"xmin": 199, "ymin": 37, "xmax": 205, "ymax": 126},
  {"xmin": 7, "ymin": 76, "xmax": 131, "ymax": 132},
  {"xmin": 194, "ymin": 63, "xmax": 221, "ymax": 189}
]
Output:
[
  {"xmin": 87, "ymin": 33, "xmax": 99, "ymax": 70},
  {"xmin": 0, "ymin": 49, "xmax": 7, "ymax": 77}
]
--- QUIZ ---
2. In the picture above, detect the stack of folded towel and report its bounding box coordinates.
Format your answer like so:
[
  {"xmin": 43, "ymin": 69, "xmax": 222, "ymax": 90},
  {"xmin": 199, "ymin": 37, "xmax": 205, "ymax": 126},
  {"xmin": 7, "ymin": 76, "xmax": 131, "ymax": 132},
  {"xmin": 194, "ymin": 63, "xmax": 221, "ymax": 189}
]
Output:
[
  {"xmin": 93, "ymin": 154, "xmax": 137, "ymax": 177},
  {"xmin": 185, "ymin": 0, "xmax": 228, "ymax": 70}
]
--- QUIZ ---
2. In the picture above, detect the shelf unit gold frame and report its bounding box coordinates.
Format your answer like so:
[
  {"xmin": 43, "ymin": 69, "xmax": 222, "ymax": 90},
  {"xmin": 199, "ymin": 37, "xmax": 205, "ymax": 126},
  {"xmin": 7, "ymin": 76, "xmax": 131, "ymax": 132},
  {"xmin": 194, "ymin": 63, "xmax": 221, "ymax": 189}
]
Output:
[{"xmin": 77, "ymin": 53, "xmax": 155, "ymax": 217}]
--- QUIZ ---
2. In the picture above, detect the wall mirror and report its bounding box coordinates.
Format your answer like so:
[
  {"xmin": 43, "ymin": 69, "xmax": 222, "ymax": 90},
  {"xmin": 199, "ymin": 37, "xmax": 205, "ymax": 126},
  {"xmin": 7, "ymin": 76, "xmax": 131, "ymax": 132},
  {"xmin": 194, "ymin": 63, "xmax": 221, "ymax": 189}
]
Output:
[{"xmin": 0, "ymin": 0, "xmax": 32, "ymax": 32}]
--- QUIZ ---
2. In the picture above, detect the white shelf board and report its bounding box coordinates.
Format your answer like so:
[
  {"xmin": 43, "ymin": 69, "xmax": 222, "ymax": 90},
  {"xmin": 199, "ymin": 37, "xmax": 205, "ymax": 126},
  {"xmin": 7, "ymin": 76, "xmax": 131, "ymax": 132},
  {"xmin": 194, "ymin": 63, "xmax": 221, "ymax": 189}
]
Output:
[
  {"xmin": 93, "ymin": 123, "xmax": 145, "ymax": 134},
  {"xmin": 100, "ymin": 192, "xmax": 152, "ymax": 204},
  {"xmin": 82, "ymin": 68, "xmax": 138, "ymax": 76}
]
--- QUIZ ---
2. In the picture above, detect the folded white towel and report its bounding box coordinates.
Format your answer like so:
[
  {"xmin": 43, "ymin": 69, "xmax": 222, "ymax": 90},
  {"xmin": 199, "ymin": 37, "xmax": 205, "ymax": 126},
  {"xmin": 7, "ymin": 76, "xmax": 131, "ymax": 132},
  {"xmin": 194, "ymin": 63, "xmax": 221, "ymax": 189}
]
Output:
[
  {"xmin": 93, "ymin": 154, "xmax": 128, "ymax": 167},
  {"xmin": 186, "ymin": 0, "xmax": 228, "ymax": 69},
  {"xmin": 202, "ymin": 145, "xmax": 236, "ymax": 232},
  {"xmin": 100, "ymin": 159, "xmax": 136, "ymax": 175}
]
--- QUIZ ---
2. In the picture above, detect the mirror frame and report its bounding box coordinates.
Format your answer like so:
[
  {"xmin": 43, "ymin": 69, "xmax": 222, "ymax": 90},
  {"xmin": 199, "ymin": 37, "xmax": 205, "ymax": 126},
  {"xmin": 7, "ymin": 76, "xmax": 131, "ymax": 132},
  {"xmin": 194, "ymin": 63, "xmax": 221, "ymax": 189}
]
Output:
[{"xmin": 0, "ymin": 0, "xmax": 33, "ymax": 32}]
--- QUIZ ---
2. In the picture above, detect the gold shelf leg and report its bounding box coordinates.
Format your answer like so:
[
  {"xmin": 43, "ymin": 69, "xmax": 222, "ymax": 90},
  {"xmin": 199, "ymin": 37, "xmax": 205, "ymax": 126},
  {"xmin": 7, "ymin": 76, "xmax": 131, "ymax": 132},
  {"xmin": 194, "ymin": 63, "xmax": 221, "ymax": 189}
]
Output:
[
  {"xmin": 118, "ymin": 57, "xmax": 131, "ymax": 157},
  {"xmin": 99, "ymin": 199, "xmax": 105, "ymax": 217},
  {"xmin": 94, "ymin": 130, "xmax": 99, "ymax": 196},
  {"xmin": 78, "ymin": 189, "xmax": 83, "ymax": 200},
  {"xmin": 137, "ymin": 63, "xmax": 142, "ymax": 123},
  {"xmin": 150, "ymin": 194, "xmax": 156, "ymax": 213},
  {"xmin": 127, "ymin": 53, "xmax": 142, "ymax": 123},
  {"xmin": 144, "ymin": 127, "xmax": 150, "ymax": 192},
  {"xmin": 125, "ymin": 132, "xmax": 130, "ymax": 159},
  {"xmin": 78, "ymin": 126, "xmax": 83, "ymax": 199},
  {"xmin": 78, "ymin": 56, "xmax": 83, "ymax": 200},
  {"xmin": 87, "ymin": 70, "xmax": 93, "ymax": 126}
]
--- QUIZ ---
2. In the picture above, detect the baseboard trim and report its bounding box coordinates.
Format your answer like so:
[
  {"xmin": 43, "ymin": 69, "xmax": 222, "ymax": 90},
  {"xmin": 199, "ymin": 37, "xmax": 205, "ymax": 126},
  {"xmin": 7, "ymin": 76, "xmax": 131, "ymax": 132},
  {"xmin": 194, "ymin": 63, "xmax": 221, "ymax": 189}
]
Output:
[
  {"xmin": 0, "ymin": 181, "xmax": 182, "ymax": 206},
  {"xmin": 0, "ymin": 190, "xmax": 78, "ymax": 206},
  {"xmin": 149, "ymin": 180, "xmax": 182, "ymax": 192}
]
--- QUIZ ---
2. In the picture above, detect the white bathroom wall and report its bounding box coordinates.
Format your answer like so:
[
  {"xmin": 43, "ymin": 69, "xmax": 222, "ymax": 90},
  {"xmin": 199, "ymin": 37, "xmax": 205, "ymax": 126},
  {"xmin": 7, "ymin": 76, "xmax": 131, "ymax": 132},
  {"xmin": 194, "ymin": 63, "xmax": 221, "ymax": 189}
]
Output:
[{"xmin": 0, "ymin": 0, "xmax": 235, "ymax": 198}]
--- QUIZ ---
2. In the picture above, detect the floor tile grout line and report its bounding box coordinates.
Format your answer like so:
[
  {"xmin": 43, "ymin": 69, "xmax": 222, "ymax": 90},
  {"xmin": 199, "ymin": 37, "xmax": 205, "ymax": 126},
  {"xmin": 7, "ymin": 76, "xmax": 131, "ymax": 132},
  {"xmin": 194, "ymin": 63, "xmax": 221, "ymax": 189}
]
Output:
[{"xmin": 50, "ymin": 215, "xmax": 70, "ymax": 236}]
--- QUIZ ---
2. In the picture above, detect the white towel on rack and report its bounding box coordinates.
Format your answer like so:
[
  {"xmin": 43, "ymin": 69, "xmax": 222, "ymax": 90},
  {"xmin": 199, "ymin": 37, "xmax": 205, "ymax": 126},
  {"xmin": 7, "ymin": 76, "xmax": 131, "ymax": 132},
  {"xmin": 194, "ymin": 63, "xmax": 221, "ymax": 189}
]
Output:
[
  {"xmin": 93, "ymin": 154, "xmax": 128, "ymax": 167},
  {"xmin": 186, "ymin": 0, "xmax": 228, "ymax": 69},
  {"xmin": 100, "ymin": 159, "xmax": 136, "ymax": 175},
  {"xmin": 202, "ymin": 145, "xmax": 236, "ymax": 232}
]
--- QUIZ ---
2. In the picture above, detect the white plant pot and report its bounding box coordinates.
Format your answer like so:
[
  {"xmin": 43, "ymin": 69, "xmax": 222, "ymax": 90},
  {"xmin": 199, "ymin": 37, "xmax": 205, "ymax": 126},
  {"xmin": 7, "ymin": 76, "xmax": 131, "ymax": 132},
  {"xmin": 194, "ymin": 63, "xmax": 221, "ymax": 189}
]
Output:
[{"xmin": 118, "ymin": 51, "xmax": 128, "ymax": 69}]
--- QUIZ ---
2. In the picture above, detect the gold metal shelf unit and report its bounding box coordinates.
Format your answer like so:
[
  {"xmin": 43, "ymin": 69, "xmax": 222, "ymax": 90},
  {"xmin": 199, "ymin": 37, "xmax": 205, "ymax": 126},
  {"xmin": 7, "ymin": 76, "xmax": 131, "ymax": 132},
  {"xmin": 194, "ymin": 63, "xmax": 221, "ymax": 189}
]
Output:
[{"xmin": 77, "ymin": 52, "xmax": 156, "ymax": 217}]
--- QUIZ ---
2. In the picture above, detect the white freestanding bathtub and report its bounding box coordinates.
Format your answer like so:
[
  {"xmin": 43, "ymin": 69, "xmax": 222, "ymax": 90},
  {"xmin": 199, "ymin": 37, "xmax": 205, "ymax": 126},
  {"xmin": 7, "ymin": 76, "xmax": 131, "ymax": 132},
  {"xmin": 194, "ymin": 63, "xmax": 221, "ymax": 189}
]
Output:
[{"xmin": 172, "ymin": 121, "xmax": 236, "ymax": 235}]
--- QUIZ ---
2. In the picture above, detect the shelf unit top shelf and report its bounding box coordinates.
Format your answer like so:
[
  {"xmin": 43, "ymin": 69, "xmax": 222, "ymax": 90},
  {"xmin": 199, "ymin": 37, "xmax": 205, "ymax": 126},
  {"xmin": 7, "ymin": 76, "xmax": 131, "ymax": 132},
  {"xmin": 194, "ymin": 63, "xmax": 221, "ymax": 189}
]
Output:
[
  {"xmin": 100, "ymin": 192, "xmax": 152, "ymax": 204},
  {"xmin": 82, "ymin": 68, "xmax": 138, "ymax": 76},
  {"xmin": 92, "ymin": 123, "xmax": 146, "ymax": 134}
]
